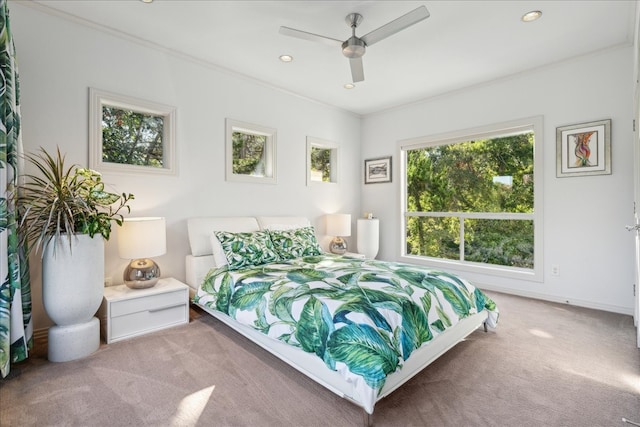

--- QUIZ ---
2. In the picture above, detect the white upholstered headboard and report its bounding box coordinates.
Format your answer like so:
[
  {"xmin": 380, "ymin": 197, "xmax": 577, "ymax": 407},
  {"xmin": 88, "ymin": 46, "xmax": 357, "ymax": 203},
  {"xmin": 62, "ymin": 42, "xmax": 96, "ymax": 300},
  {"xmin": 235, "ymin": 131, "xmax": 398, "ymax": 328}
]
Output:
[{"xmin": 185, "ymin": 216, "xmax": 311, "ymax": 292}]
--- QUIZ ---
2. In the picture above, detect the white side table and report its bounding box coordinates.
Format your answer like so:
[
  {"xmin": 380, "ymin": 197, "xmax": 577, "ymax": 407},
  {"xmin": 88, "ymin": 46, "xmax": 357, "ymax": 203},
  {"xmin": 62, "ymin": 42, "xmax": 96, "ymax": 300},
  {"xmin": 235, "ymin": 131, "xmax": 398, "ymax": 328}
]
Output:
[
  {"xmin": 357, "ymin": 219, "xmax": 379, "ymax": 259},
  {"xmin": 98, "ymin": 277, "xmax": 189, "ymax": 344}
]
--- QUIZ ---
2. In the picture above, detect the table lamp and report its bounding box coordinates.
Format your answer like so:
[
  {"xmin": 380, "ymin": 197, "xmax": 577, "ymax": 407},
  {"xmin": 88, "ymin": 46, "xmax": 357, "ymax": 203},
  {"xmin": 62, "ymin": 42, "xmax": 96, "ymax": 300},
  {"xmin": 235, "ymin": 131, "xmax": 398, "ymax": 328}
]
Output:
[
  {"xmin": 117, "ymin": 217, "xmax": 166, "ymax": 289},
  {"xmin": 326, "ymin": 213, "xmax": 351, "ymax": 254}
]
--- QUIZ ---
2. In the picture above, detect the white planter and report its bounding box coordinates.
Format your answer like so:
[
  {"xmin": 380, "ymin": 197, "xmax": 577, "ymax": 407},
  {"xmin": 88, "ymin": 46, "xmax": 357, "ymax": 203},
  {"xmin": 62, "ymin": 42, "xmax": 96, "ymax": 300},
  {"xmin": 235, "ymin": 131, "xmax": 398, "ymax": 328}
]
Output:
[{"xmin": 42, "ymin": 234, "xmax": 104, "ymax": 362}]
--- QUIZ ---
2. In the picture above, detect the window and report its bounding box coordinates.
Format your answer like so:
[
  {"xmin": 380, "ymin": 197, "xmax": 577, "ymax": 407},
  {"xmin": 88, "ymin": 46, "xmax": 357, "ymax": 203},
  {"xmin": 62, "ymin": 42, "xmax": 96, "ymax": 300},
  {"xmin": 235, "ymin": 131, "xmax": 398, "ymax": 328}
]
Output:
[
  {"xmin": 89, "ymin": 88, "xmax": 176, "ymax": 175},
  {"xmin": 307, "ymin": 137, "xmax": 338, "ymax": 185},
  {"xmin": 400, "ymin": 117, "xmax": 543, "ymax": 281},
  {"xmin": 226, "ymin": 119, "xmax": 277, "ymax": 184}
]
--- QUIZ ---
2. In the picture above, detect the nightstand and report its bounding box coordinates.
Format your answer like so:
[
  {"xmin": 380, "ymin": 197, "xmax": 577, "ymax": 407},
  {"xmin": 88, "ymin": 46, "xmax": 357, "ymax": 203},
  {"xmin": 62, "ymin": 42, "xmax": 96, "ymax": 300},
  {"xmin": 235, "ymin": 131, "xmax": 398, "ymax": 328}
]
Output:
[{"xmin": 99, "ymin": 277, "xmax": 189, "ymax": 344}]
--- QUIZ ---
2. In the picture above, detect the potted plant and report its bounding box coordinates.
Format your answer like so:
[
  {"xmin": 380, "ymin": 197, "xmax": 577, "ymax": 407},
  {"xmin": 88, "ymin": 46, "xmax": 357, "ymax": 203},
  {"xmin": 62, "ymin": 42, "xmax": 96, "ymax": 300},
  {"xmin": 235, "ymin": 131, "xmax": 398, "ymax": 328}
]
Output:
[{"xmin": 17, "ymin": 146, "xmax": 134, "ymax": 362}]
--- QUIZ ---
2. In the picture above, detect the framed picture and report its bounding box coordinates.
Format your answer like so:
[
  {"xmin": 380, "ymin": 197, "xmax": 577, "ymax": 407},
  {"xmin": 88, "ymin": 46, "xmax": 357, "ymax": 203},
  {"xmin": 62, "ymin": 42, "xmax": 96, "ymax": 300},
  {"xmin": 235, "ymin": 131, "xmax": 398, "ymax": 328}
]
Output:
[
  {"xmin": 556, "ymin": 119, "xmax": 611, "ymax": 177},
  {"xmin": 364, "ymin": 156, "xmax": 392, "ymax": 184}
]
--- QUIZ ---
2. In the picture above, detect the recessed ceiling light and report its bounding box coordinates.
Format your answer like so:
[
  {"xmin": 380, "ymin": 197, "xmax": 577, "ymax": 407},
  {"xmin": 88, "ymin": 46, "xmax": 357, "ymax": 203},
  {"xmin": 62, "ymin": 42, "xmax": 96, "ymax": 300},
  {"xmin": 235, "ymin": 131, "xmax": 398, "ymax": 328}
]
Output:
[
  {"xmin": 344, "ymin": 83, "xmax": 356, "ymax": 89},
  {"xmin": 521, "ymin": 10, "xmax": 542, "ymax": 22},
  {"xmin": 279, "ymin": 55, "xmax": 293, "ymax": 63},
  {"xmin": 141, "ymin": 0, "xmax": 153, "ymax": 3}
]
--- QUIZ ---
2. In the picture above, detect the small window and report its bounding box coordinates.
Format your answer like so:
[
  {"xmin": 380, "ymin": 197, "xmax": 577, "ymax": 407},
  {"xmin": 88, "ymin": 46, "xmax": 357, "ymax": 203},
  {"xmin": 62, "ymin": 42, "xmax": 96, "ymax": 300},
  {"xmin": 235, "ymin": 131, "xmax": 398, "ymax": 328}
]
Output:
[
  {"xmin": 89, "ymin": 88, "xmax": 176, "ymax": 175},
  {"xmin": 226, "ymin": 119, "xmax": 277, "ymax": 184},
  {"xmin": 307, "ymin": 137, "xmax": 337, "ymax": 185}
]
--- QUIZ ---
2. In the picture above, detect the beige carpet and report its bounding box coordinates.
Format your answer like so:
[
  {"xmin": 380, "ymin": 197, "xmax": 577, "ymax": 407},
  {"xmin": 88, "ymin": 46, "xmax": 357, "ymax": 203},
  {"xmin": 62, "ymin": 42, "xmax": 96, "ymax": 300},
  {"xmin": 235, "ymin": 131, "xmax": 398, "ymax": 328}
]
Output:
[{"xmin": 1, "ymin": 291, "xmax": 638, "ymax": 426}]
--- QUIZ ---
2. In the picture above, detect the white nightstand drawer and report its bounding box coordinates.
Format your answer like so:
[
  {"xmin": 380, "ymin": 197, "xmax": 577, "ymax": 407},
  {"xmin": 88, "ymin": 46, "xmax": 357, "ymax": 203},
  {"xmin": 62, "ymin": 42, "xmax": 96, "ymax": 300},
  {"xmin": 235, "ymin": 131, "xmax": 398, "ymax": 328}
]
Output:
[
  {"xmin": 111, "ymin": 290, "xmax": 186, "ymax": 317},
  {"xmin": 100, "ymin": 278, "xmax": 190, "ymax": 344},
  {"xmin": 111, "ymin": 304, "xmax": 187, "ymax": 340}
]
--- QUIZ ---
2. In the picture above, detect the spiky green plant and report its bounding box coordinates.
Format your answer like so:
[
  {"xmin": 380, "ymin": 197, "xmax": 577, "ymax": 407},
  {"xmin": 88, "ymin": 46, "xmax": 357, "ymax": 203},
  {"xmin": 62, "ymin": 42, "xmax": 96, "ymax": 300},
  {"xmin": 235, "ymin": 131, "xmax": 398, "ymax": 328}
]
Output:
[{"xmin": 17, "ymin": 146, "xmax": 134, "ymax": 255}]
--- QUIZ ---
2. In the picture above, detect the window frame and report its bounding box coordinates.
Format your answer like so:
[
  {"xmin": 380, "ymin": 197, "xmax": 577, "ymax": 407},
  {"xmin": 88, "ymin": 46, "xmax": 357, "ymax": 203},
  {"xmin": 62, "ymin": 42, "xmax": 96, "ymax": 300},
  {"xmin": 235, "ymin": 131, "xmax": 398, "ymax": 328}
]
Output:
[
  {"xmin": 306, "ymin": 136, "xmax": 338, "ymax": 185},
  {"xmin": 89, "ymin": 88, "xmax": 176, "ymax": 175},
  {"xmin": 225, "ymin": 118, "xmax": 277, "ymax": 184},
  {"xmin": 398, "ymin": 116, "xmax": 544, "ymax": 282}
]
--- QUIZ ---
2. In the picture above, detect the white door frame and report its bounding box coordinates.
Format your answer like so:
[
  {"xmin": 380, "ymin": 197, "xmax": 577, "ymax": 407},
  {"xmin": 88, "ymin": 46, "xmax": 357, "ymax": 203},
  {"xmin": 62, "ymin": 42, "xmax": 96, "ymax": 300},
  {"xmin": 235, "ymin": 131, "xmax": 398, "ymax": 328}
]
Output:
[{"xmin": 632, "ymin": 0, "xmax": 640, "ymax": 348}]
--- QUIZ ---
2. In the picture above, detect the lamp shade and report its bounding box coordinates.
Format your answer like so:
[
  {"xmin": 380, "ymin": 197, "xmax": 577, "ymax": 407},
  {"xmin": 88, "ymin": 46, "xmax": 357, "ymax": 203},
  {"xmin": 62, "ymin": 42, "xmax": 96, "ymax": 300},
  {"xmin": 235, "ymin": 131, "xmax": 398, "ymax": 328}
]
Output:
[
  {"xmin": 117, "ymin": 217, "xmax": 166, "ymax": 260},
  {"xmin": 326, "ymin": 214, "xmax": 351, "ymax": 237}
]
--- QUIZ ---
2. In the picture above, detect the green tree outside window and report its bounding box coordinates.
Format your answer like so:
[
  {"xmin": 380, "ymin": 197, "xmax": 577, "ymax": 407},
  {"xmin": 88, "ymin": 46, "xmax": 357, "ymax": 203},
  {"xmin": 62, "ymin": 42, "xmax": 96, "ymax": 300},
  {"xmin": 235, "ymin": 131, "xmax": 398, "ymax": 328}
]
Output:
[
  {"xmin": 406, "ymin": 132, "xmax": 534, "ymax": 268},
  {"xmin": 102, "ymin": 106, "xmax": 164, "ymax": 168}
]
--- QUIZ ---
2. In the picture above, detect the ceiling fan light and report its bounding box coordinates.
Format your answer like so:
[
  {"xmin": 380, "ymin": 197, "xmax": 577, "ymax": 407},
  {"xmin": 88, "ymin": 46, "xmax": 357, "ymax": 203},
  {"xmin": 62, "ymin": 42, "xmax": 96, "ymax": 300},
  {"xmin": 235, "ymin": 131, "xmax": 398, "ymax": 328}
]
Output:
[
  {"xmin": 342, "ymin": 38, "xmax": 366, "ymax": 59},
  {"xmin": 521, "ymin": 10, "xmax": 542, "ymax": 22}
]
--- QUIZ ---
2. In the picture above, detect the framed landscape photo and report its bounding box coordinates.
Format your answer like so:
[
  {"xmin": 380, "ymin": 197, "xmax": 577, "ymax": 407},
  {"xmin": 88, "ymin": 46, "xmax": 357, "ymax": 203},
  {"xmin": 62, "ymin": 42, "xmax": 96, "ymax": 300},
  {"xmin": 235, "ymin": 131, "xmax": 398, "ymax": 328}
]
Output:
[
  {"xmin": 364, "ymin": 156, "xmax": 392, "ymax": 184},
  {"xmin": 556, "ymin": 119, "xmax": 611, "ymax": 178}
]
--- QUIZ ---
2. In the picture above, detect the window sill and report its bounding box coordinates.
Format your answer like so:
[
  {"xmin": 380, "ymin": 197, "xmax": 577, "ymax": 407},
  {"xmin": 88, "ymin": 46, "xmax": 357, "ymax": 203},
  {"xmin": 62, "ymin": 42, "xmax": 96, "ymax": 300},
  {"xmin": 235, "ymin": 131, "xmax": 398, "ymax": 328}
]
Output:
[{"xmin": 399, "ymin": 254, "xmax": 542, "ymax": 283}]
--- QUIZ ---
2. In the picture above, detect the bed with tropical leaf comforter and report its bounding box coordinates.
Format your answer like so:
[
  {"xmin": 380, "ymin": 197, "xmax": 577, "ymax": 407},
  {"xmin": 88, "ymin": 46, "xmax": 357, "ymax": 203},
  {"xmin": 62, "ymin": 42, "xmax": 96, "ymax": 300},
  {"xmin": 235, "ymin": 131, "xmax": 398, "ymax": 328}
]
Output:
[{"xmin": 193, "ymin": 253, "xmax": 498, "ymax": 414}]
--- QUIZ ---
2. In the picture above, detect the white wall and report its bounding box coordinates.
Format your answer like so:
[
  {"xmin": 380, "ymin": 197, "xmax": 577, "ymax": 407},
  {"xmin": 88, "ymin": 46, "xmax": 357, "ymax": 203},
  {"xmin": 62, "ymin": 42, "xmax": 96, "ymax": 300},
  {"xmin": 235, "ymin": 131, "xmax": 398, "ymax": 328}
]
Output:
[
  {"xmin": 11, "ymin": 3, "xmax": 362, "ymax": 329},
  {"xmin": 361, "ymin": 46, "xmax": 636, "ymax": 315},
  {"xmin": 11, "ymin": 2, "xmax": 637, "ymax": 331}
]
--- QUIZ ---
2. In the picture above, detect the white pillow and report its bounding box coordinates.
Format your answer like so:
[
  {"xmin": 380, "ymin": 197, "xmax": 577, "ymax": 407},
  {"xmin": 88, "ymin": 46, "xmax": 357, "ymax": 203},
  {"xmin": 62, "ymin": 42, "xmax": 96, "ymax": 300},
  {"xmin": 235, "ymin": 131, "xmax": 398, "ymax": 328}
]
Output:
[
  {"xmin": 210, "ymin": 234, "xmax": 228, "ymax": 267},
  {"xmin": 257, "ymin": 216, "xmax": 311, "ymax": 230},
  {"xmin": 187, "ymin": 217, "xmax": 259, "ymax": 257},
  {"xmin": 262, "ymin": 223, "xmax": 300, "ymax": 231}
]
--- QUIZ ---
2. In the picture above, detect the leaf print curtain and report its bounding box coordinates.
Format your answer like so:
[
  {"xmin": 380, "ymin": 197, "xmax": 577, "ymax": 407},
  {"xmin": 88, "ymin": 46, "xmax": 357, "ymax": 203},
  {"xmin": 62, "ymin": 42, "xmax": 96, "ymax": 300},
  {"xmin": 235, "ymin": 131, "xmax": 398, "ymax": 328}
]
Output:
[{"xmin": 0, "ymin": 0, "xmax": 31, "ymax": 378}]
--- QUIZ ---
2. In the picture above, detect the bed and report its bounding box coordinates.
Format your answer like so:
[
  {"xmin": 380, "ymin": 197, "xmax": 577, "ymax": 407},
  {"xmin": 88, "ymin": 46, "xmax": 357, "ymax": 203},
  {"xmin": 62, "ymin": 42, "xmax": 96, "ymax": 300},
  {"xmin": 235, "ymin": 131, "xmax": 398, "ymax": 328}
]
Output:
[{"xmin": 185, "ymin": 216, "xmax": 498, "ymax": 424}]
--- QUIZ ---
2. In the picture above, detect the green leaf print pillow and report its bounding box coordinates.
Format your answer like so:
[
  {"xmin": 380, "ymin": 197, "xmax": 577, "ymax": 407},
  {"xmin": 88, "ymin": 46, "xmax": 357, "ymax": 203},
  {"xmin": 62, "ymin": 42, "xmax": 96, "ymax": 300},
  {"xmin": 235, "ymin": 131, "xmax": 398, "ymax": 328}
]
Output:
[
  {"xmin": 214, "ymin": 230, "xmax": 280, "ymax": 270},
  {"xmin": 268, "ymin": 226, "xmax": 323, "ymax": 260}
]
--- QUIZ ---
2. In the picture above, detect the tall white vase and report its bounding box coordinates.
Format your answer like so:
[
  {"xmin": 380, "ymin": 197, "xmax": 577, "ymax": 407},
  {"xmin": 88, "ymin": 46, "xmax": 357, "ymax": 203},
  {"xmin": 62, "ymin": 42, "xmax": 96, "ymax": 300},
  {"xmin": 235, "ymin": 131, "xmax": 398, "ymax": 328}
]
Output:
[
  {"xmin": 42, "ymin": 234, "xmax": 104, "ymax": 362},
  {"xmin": 357, "ymin": 219, "xmax": 380, "ymax": 259}
]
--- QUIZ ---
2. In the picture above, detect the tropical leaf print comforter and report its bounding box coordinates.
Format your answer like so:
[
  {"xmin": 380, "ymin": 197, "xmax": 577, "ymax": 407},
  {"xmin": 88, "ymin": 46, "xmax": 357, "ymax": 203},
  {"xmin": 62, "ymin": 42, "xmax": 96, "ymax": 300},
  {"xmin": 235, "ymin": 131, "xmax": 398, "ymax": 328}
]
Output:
[{"xmin": 194, "ymin": 254, "xmax": 498, "ymax": 413}]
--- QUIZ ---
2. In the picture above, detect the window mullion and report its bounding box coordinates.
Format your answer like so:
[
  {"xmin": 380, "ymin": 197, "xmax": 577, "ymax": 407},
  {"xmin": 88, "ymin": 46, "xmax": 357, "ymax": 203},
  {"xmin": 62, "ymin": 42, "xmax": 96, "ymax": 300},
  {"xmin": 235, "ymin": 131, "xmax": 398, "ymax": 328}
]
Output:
[{"xmin": 459, "ymin": 216, "xmax": 464, "ymax": 262}]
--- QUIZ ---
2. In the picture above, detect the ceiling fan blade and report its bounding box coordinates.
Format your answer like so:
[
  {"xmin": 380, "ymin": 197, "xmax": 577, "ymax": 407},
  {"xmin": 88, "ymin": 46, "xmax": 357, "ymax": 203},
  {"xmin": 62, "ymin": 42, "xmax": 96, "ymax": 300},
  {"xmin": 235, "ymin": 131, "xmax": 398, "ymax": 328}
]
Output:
[
  {"xmin": 279, "ymin": 26, "xmax": 343, "ymax": 48},
  {"xmin": 349, "ymin": 57, "xmax": 364, "ymax": 82},
  {"xmin": 360, "ymin": 5, "xmax": 430, "ymax": 46}
]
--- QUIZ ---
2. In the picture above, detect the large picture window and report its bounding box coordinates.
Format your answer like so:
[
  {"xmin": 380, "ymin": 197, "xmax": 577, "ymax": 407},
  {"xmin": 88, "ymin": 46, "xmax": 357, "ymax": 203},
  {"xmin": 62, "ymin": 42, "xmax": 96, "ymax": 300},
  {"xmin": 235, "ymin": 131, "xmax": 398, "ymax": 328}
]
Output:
[{"xmin": 400, "ymin": 117, "xmax": 543, "ymax": 281}]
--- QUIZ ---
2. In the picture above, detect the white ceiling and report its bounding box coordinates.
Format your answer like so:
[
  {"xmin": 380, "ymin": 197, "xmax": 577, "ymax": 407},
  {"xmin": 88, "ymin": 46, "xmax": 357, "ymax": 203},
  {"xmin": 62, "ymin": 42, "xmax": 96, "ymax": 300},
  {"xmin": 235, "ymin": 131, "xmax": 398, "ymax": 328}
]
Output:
[{"xmin": 30, "ymin": 0, "xmax": 636, "ymax": 115}]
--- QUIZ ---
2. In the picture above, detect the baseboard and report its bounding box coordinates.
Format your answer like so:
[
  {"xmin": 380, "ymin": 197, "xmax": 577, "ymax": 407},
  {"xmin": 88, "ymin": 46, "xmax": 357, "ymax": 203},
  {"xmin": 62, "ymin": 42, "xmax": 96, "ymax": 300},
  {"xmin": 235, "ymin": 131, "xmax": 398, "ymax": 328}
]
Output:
[
  {"xmin": 479, "ymin": 283, "xmax": 634, "ymax": 316},
  {"xmin": 33, "ymin": 327, "xmax": 48, "ymax": 347},
  {"xmin": 31, "ymin": 289, "xmax": 632, "ymax": 345}
]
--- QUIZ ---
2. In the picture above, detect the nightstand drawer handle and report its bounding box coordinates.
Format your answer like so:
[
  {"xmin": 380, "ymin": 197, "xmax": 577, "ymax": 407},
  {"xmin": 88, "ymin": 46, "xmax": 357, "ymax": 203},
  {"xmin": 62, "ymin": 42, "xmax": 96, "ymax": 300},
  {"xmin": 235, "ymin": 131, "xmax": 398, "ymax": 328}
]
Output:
[{"xmin": 148, "ymin": 303, "xmax": 184, "ymax": 314}]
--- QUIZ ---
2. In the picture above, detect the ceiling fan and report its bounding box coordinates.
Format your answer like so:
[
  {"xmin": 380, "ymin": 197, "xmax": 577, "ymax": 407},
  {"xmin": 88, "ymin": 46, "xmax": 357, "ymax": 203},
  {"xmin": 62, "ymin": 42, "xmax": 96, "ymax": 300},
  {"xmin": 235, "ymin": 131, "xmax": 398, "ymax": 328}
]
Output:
[{"xmin": 279, "ymin": 6, "xmax": 430, "ymax": 83}]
